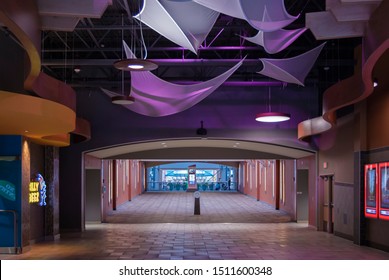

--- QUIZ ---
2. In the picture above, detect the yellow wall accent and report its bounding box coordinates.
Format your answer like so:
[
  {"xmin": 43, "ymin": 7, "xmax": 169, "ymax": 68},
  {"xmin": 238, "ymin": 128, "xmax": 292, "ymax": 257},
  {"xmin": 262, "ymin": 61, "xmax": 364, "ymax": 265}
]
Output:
[{"xmin": 0, "ymin": 91, "xmax": 76, "ymax": 146}]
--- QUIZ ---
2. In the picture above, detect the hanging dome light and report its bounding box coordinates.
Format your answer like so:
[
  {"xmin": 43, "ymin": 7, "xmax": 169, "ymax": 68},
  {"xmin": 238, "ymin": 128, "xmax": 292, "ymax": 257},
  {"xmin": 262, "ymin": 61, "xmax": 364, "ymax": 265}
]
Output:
[
  {"xmin": 255, "ymin": 112, "xmax": 290, "ymax": 122},
  {"xmin": 113, "ymin": 58, "xmax": 158, "ymax": 71},
  {"xmin": 113, "ymin": 9, "xmax": 158, "ymax": 72},
  {"xmin": 255, "ymin": 87, "xmax": 290, "ymax": 122},
  {"xmin": 111, "ymin": 95, "xmax": 135, "ymax": 105}
]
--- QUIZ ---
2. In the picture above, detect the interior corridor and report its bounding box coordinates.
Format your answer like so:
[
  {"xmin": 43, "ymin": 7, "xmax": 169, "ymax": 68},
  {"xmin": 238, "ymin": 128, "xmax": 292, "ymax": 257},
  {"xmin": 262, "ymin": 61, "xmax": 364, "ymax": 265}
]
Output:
[{"xmin": 1, "ymin": 192, "xmax": 389, "ymax": 260}]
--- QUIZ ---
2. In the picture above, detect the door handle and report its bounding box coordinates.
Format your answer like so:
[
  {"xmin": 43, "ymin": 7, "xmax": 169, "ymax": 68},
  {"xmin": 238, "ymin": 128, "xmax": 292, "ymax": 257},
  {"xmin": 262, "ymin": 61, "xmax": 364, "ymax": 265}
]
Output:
[{"xmin": 297, "ymin": 191, "xmax": 303, "ymax": 195}]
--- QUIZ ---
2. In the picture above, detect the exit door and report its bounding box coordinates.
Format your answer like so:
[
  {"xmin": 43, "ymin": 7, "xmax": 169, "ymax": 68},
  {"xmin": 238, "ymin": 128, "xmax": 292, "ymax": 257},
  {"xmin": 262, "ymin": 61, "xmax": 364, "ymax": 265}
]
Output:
[
  {"xmin": 297, "ymin": 170, "xmax": 309, "ymax": 221},
  {"xmin": 323, "ymin": 175, "xmax": 334, "ymax": 233},
  {"xmin": 85, "ymin": 169, "xmax": 102, "ymax": 222}
]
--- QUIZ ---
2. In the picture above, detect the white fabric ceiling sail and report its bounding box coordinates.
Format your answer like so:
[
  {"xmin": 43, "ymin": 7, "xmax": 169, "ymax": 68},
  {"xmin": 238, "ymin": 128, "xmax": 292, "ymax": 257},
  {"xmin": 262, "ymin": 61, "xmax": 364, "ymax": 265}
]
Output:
[
  {"xmin": 258, "ymin": 42, "xmax": 326, "ymax": 86},
  {"xmin": 102, "ymin": 58, "xmax": 244, "ymax": 117},
  {"xmin": 133, "ymin": 0, "xmax": 219, "ymax": 54},
  {"xmin": 193, "ymin": 0, "xmax": 298, "ymax": 32},
  {"xmin": 241, "ymin": 27, "xmax": 307, "ymax": 54},
  {"xmin": 103, "ymin": 41, "xmax": 245, "ymax": 117}
]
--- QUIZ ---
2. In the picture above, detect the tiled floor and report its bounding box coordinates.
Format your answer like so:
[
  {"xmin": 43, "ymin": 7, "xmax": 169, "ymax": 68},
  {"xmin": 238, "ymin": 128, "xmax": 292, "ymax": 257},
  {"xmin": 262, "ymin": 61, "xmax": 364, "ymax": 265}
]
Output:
[{"xmin": 1, "ymin": 192, "xmax": 389, "ymax": 260}]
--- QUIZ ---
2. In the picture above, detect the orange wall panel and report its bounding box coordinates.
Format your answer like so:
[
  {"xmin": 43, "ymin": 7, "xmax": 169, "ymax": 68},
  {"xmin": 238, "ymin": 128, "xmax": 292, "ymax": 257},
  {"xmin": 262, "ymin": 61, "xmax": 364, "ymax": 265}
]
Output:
[
  {"xmin": 115, "ymin": 160, "xmax": 130, "ymax": 207},
  {"xmin": 259, "ymin": 161, "xmax": 276, "ymax": 207},
  {"xmin": 244, "ymin": 161, "xmax": 258, "ymax": 200},
  {"xmin": 278, "ymin": 160, "xmax": 296, "ymax": 219}
]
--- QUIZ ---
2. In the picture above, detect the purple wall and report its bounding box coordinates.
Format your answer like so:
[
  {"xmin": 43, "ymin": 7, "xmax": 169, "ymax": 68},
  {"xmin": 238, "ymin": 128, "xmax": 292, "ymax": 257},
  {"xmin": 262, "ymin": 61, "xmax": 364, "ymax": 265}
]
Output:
[{"xmin": 59, "ymin": 84, "xmax": 320, "ymax": 231}]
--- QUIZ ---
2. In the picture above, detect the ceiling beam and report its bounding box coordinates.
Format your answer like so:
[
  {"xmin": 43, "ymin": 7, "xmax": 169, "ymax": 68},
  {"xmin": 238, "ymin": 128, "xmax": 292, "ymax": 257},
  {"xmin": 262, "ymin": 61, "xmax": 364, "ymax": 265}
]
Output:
[
  {"xmin": 42, "ymin": 58, "xmax": 354, "ymax": 67},
  {"xmin": 42, "ymin": 58, "xmax": 262, "ymax": 67}
]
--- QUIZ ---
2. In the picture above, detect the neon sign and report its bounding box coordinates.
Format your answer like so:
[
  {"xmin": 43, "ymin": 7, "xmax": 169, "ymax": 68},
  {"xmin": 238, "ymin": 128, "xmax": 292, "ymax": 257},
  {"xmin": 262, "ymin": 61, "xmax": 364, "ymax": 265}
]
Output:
[{"xmin": 29, "ymin": 173, "xmax": 46, "ymax": 206}]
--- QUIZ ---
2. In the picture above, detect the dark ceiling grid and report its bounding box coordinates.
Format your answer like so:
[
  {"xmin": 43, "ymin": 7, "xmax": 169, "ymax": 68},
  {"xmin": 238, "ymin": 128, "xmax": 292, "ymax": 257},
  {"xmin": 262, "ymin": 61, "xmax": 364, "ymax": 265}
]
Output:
[{"xmin": 38, "ymin": 0, "xmax": 360, "ymax": 112}]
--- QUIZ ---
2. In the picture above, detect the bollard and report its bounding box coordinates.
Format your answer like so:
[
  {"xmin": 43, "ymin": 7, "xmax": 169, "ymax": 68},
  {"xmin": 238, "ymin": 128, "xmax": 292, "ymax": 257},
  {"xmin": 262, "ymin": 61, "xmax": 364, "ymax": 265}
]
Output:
[{"xmin": 194, "ymin": 191, "xmax": 200, "ymax": 215}]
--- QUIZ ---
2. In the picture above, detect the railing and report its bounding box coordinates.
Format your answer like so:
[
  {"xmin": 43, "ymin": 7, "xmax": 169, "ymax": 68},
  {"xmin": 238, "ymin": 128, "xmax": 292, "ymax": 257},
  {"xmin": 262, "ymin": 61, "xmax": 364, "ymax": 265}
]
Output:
[
  {"xmin": 146, "ymin": 181, "xmax": 237, "ymax": 192},
  {"xmin": 0, "ymin": 209, "xmax": 18, "ymax": 254}
]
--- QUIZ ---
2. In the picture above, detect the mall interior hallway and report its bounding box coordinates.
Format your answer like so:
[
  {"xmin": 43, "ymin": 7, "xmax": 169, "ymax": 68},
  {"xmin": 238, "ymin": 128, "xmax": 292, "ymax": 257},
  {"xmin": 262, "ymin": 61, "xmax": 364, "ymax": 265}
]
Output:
[{"xmin": 1, "ymin": 192, "xmax": 389, "ymax": 260}]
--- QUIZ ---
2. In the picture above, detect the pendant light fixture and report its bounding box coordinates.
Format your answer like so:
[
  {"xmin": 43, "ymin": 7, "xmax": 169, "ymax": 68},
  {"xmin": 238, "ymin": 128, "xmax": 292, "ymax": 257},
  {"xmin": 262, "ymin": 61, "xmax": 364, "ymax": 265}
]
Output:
[
  {"xmin": 111, "ymin": 69, "xmax": 135, "ymax": 105},
  {"xmin": 114, "ymin": 58, "xmax": 158, "ymax": 71},
  {"xmin": 112, "ymin": 14, "xmax": 135, "ymax": 105},
  {"xmin": 255, "ymin": 87, "xmax": 290, "ymax": 123},
  {"xmin": 113, "ymin": 4, "xmax": 157, "ymax": 72}
]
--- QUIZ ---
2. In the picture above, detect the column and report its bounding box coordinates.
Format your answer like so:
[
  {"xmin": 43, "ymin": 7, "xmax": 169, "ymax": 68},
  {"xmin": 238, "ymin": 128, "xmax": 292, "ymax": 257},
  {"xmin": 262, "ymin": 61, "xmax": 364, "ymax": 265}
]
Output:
[{"xmin": 44, "ymin": 146, "xmax": 60, "ymax": 240}]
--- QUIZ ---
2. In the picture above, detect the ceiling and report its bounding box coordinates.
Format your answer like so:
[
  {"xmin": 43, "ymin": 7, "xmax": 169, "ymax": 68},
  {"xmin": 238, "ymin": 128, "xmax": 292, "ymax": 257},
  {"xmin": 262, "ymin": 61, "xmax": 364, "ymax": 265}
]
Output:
[{"xmin": 40, "ymin": 0, "xmax": 361, "ymax": 93}]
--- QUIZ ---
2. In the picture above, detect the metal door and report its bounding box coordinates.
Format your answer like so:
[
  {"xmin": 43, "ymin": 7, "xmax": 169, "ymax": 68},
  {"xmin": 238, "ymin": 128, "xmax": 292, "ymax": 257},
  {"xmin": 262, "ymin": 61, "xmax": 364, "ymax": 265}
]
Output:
[{"xmin": 297, "ymin": 169, "xmax": 309, "ymax": 221}]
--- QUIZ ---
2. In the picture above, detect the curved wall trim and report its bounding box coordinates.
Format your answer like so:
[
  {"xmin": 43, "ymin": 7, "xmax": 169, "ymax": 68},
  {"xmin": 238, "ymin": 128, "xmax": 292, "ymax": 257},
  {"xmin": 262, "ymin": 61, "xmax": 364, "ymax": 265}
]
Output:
[
  {"xmin": 0, "ymin": 90, "xmax": 76, "ymax": 146},
  {"xmin": 86, "ymin": 138, "xmax": 314, "ymax": 160},
  {"xmin": 0, "ymin": 0, "xmax": 91, "ymax": 145},
  {"xmin": 32, "ymin": 72, "xmax": 76, "ymax": 111},
  {"xmin": 71, "ymin": 118, "xmax": 92, "ymax": 144},
  {"xmin": 298, "ymin": 1, "xmax": 389, "ymax": 142},
  {"xmin": 0, "ymin": 0, "xmax": 41, "ymax": 90}
]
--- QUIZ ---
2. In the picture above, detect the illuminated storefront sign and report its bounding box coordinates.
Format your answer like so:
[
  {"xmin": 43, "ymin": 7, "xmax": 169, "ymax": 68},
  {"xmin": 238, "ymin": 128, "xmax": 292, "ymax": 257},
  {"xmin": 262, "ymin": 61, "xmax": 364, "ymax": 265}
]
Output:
[
  {"xmin": 0, "ymin": 180, "xmax": 16, "ymax": 201},
  {"xmin": 29, "ymin": 173, "xmax": 46, "ymax": 206}
]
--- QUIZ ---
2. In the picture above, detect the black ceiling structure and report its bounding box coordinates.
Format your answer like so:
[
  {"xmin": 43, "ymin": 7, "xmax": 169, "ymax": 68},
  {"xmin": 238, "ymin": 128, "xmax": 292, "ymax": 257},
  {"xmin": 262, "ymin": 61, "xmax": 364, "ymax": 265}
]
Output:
[{"xmin": 39, "ymin": 0, "xmax": 360, "ymax": 103}]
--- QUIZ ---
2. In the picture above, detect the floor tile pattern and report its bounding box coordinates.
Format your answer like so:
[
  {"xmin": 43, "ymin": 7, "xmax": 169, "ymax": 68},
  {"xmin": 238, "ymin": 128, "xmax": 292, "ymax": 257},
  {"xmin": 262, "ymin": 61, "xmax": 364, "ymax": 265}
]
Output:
[{"xmin": 1, "ymin": 192, "xmax": 389, "ymax": 260}]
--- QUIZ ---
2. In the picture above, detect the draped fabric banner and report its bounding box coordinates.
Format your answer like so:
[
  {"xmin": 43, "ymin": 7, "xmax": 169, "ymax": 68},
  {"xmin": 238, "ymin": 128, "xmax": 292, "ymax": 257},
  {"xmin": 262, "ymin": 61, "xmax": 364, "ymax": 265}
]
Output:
[
  {"xmin": 102, "ymin": 57, "xmax": 243, "ymax": 117},
  {"xmin": 193, "ymin": 0, "xmax": 298, "ymax": 31},
  {"xmin": 134, "ymin": 0, "xmax": 219, "ymax": 54},
  {"xmin": 258, "ymin": 43, "xmax": 326, "ymax": 86},
  {"xmin": 103, "ymin": 41, "xmax": 245, "ymax": 117},
  {"xmin": 240, "ymin": 28, "xmax": 307, "ymax": 54}
]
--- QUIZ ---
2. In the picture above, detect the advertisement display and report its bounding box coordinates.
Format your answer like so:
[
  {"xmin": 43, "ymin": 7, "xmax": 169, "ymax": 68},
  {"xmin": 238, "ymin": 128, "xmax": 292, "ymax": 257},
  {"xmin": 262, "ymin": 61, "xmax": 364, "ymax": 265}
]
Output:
[
  {"xmin": 378, "ymin": 162, "xmax": 389, "ymax": 220},
  {"xmin": 187, "ymin": 165, "xmax": 197, "ymax": 191},
  {"xmin": 0, "ymin": 135, "xmax": 22, "ymax": 251},
  {"xmin": 365, "ymin": 164, "xmax": 378, "ymax": 218}
]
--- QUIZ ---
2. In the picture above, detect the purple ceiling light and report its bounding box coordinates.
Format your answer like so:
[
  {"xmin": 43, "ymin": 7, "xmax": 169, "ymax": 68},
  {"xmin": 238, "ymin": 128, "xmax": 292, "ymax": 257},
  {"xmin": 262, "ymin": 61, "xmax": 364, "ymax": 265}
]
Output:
[
  {"xmin": 255, "ymin": 87, "xmax": 290, "ymax": 123},
  {"xmin": 255, "ymin": 112, "xmax": 290, "ymax": 122}
]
